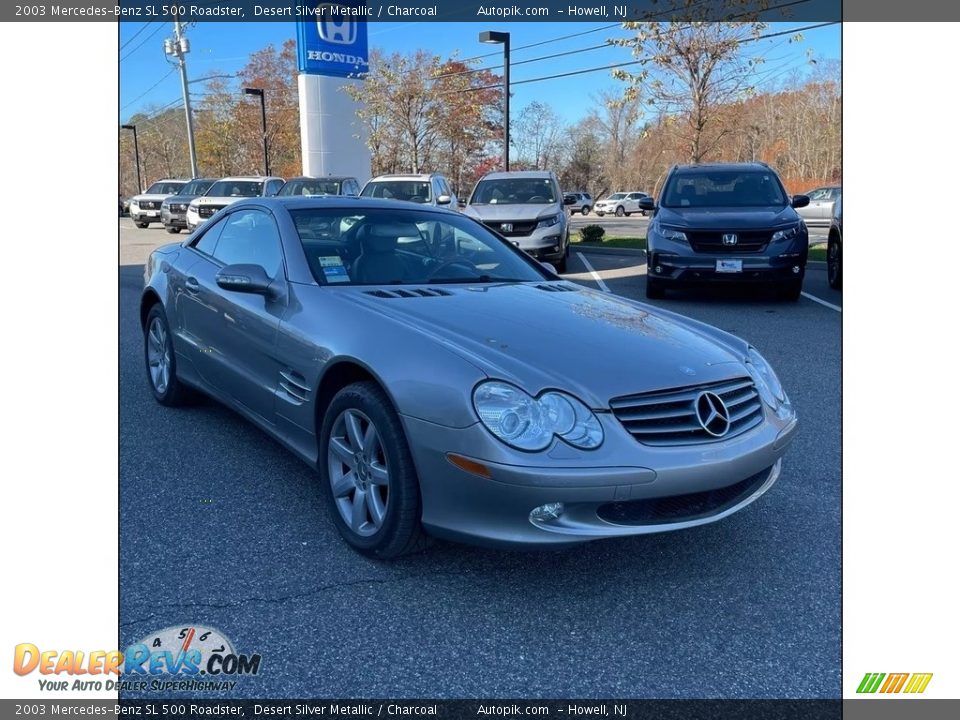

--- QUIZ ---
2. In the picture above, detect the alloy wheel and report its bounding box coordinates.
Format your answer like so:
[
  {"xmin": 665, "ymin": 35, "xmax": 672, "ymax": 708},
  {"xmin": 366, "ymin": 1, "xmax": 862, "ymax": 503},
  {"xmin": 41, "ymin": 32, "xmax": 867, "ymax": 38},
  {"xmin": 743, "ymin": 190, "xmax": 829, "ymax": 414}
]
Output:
[
  {"xmin": 327, "ymin": 409, "xmax": 390, "ymax": 537},
  {"xmin": 146, "ymin": 317, "xmax": 171, "ymax": 394}
]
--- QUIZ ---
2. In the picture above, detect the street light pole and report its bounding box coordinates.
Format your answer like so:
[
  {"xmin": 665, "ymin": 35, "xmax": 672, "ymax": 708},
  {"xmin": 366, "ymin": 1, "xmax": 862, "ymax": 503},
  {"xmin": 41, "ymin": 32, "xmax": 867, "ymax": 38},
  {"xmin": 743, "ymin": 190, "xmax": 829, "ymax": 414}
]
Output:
[
  {"xmin": 243, "ymin": 87, "xmax": 269, "ymax": 176},
  {"xmin": 121, "ymin": 124, "xmax": 142, "ymax": 192},
  {"xmin": 479, "ymin": 31, "xmax": 510, "ymax": 172}
]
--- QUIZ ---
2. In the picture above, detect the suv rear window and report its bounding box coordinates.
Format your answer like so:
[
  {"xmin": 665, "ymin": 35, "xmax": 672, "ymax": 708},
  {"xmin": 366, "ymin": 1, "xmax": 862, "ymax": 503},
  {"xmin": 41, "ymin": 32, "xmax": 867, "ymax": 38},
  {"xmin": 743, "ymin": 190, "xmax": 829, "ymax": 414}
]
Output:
[
  {"xmin": 361, "ymin": 181, "xmax": 432, "ymax": 203},
  {"xmin": 662, "ymin": 170, "xmax": 787, "ymax": 208}
]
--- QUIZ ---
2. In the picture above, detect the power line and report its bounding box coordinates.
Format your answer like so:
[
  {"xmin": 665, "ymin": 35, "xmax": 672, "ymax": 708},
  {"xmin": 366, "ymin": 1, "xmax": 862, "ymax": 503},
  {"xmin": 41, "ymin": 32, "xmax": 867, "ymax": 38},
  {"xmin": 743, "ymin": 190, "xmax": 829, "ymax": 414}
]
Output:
[
  {"xmin": 120, "ymin": 23, "xmax": 165, "ymax": 62},
  {"xmin": 120, "ymin": 68, "xmax": 176, "ymax": 111},
  {"xmin": 119, "ymin": 22, "xmax": 154, "ymax": 51}
]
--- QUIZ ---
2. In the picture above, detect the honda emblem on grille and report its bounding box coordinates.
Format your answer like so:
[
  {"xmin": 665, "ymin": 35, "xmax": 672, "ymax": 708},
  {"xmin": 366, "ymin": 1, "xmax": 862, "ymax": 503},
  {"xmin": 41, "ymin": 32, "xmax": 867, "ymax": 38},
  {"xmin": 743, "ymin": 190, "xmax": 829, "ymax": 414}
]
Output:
[
  {"xmin": 722, "ymin": 233, "xmax": 738, "ymax": 246},
  {"xmin": 695, "ymin": 391, "xmax": 731, "ymax": 437},
  {"xmin": 501, "ymin": 223, "xmax": 513, "ymax": 232}
]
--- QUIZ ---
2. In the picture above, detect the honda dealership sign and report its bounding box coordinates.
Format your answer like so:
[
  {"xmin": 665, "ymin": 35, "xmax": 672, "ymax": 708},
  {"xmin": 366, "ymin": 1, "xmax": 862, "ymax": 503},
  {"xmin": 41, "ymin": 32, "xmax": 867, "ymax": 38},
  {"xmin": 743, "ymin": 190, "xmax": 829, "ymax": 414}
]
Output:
[{"xmin": 297, "ymin": 2, "xmax": 369, "ymax": 78}]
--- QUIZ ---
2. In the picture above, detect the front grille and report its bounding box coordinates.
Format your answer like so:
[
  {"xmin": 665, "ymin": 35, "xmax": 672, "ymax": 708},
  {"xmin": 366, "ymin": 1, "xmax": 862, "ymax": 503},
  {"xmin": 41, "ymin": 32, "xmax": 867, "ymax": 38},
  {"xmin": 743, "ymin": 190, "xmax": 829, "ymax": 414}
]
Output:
[
  {"xmin": 483, "ymin": 220, "xmax": 537, "ymax": 237},
  {"xmin": 610, "ymin": 376, "xmax": 763, "ymax": 447},
  {"xmin": 596, "ymin": 466, "xmax": 771, "ymax": 526},
  {"xmin": 140, "ymin": 200, "xmax": 159, "ymax": 210},
  {"xmin": 688, "ymin": 231, "xmax": 770, "ymax": 253},
  {"xmin": 198, "ymin": 205, "xmax": 225, "ymax": 218}
]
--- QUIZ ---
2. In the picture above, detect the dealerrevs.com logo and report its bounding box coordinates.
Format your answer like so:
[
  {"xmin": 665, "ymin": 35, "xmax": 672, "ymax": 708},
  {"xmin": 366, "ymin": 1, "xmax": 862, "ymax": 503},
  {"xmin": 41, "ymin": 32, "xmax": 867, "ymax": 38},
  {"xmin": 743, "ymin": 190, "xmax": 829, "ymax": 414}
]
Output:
[
  {"xmin": 856, "ymin": 672, "xmax": 933, "ymax": 694},
  {"xmin": 13, "ymin": 625, "xmax": 261, "ymax": 693}
]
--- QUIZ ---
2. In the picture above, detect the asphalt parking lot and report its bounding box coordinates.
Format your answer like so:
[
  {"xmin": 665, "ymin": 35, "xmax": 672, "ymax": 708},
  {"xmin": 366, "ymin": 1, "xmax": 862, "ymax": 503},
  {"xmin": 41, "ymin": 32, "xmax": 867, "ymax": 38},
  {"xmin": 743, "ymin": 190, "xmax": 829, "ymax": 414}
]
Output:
[{"xmin": 119, "ymin": 218, "xmax": 839, "ymax": 698}]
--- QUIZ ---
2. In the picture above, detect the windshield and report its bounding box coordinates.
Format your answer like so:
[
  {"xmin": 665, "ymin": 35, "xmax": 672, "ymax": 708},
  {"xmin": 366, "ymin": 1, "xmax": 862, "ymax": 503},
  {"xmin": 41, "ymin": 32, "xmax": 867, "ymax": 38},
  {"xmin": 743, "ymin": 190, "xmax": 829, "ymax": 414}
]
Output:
[
  {"xmin": 662, "ymin": 170, "xmax": 787, "ymax": 208},
  {"xmin": 289, "ymin": 207, "xmax": 548, "ymax": 286},
  {"xmin": 206, "ymin": 180, "xmax": 264, "ymax": 198},
  {"xmin": 470, "ymin": 178, "xmax": 558, "ymax": 205},
  {"xmin": 178, "ymin": 180, "xmax": 214, "ymax": 196},
  {"xmin": 605, "ymin": 193, "xmax": 626, "ymax": 201},
  {"xmin": 145, "ymin": 181, "xmax": 185, "ymax": 195},
  {"xmin": 278, "ymin": 179, "xmax": 343, "ymax": 196},
  {"xmin": 360, "ymin": 181, "xmax": 431, "ymax": 203}
]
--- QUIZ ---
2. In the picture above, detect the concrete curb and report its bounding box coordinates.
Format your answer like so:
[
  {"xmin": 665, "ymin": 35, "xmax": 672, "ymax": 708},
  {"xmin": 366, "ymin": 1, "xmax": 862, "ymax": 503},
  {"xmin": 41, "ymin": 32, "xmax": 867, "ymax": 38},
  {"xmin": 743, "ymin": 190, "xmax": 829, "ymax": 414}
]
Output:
[{"xmin": 573, "ymin": 244, "xmax": 646, "ymax": 257}]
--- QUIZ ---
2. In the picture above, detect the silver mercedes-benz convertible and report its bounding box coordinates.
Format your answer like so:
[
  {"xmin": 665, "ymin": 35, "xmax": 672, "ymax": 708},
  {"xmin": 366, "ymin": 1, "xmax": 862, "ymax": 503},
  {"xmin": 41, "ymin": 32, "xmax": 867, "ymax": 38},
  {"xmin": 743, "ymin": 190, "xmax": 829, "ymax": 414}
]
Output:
[{"xmin": 141, "ymin": 196, "xmax": 798, "ymax": 558}]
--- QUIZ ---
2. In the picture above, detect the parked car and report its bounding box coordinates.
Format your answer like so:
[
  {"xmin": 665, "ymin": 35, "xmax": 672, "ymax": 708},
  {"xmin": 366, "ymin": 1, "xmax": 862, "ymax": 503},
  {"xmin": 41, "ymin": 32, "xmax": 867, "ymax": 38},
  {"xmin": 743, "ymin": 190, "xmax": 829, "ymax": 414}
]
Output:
[
  {"xmin": 464, "ymin": 170, "xmax": 572, "ymax": 273},
  {"xmin": 827, "ymin": 194, "xmax": 842, "ymax": 290},
  {"xmin": 161, "ymin": 178, "xmax": 217, "ymax": 234},
  {"xmin": 360, "ymin": 173, "xmax": 457, "ymax": 209},
  {"xmin": 795, "ymin": 185, "xmax": 841, "ymax": 226},
  {"xmin": 278, "ymin": 176, "xmax": 362, "ymax": 197},
  {"xmin": 186, "ymin": 176, "xmax": 285, "ymax": 232},
  {"xmin": 594, "ymin": 191, "xmax": 649, "ymax": 217},
  {"xmin": 141, "ymin": 195, "xmax": 797, "ymax": 558},
  {"xmin": 564, "ymin": 192, "xmax": 593, "ymax": 215},
  {"xmin": 642, "ymin": 162, "xmax": 810, "ymax": 301},
  {"xmin": 129, "ymin": 179, "xmax": 189, "ymax": 228}
]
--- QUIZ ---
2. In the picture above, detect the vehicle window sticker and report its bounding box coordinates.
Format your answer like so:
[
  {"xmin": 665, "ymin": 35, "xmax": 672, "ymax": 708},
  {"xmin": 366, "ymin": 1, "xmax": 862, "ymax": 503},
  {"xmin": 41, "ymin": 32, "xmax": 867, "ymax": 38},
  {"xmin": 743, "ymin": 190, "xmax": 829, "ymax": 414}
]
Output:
[{"xmin": 319, "ymin": 255, "xmax": 350, "ymax": 283}]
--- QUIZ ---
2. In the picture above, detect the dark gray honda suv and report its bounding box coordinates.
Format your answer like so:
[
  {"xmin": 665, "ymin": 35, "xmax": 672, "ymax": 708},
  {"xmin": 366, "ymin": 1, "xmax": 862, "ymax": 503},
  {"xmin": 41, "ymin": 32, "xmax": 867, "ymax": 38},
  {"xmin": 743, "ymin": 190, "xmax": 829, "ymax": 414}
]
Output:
[{"xmin": 641, "ymin": 163, "xmax": 810, "ymax": 301}]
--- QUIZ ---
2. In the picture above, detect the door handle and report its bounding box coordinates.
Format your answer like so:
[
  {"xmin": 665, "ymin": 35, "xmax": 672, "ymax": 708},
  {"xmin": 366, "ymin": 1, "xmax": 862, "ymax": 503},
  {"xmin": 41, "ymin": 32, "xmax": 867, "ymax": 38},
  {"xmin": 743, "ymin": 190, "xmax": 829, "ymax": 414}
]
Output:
[{"xmin": 185, "ymin": 277, "xmax": 200, "ymax": 294}]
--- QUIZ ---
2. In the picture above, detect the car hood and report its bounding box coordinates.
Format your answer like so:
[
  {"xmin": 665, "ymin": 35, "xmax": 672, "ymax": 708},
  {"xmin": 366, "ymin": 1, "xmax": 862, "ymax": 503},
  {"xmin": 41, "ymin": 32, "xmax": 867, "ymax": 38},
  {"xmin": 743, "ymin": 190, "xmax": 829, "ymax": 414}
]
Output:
[
  {"xmin": 655, "ymin": 205, "xmax": 798, "ymax": 229},
  {"xmin": 337, "ymin": 283, "xmax": 749, "ymax": 409},
  {"xmin": 465, "ymin": 204, "xmax": 559, "ymax": 221},
  {"xmin": 192, "ymin": 196, "xmax": 249, "ymax": 207},
  {"xmin": 132, "ymin": 193, "xmax": 175, "ymax": 203},
  {"xmin": 166, "ymin": 194, "xmax": 201, "ymax": 203}
]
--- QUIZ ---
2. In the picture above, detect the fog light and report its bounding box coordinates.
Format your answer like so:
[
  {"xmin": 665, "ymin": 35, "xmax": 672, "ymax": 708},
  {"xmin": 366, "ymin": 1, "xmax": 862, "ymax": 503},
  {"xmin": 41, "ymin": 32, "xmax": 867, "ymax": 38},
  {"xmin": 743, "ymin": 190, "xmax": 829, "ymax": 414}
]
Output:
[
  {"xmin": 655, "ymin": 265, "xmax": 662, "ymax": 274},
  {"xmin": 530, "ymin": 502, "xmax": 564, "ymax": 522},
  {"xmin": 792, "ymin": 265, "xmax": 800, "ymax": 274}
]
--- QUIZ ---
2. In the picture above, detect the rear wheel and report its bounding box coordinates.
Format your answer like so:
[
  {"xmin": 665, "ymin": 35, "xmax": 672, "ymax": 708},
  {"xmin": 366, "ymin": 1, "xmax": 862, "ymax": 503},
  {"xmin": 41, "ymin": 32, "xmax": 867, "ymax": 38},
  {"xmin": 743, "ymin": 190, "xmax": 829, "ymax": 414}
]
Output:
[
  {"xmin": 144, "ymin": 305, "xmax": 191, "ymax": 406},
  {"xmin": 319, "ymin": 382, "xmax": 431, "ymax": 559},
  {"xmin": 827, "ymin": 238, "xmax": 842, "ymax": 289},
  {"xmin": 615, "ymin": 206, "xmax": 625, "ymax": 217},
  {"xmin": 581, "ymin": 206, "xmax": 589, "ymax": 216}
]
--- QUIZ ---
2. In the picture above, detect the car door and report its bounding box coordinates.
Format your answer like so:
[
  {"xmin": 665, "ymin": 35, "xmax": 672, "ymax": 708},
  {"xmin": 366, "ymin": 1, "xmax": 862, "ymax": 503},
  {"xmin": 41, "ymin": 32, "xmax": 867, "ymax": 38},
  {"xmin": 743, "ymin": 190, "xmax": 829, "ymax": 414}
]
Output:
[
  {"xmin": 804, "ymin": 187, "xmax": 833, "ymax": 222},
  {"xmin": 180, "ymin": 207, "xmax": 287, "ymax": 421},
  {"xmin": 626, "ymin": 192, "xmax": 645, "ymax": 213}
]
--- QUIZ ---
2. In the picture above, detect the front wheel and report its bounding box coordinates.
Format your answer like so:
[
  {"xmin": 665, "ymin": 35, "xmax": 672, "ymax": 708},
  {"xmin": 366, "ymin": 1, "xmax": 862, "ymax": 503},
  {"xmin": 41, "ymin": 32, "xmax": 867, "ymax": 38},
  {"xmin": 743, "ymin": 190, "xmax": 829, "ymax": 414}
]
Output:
[
  {"xmin": 319, "ymin": 382, "xmax": 431, "ymax": 559},
  {"xmin": 827, "ymin": 239, "xmax": 842, "ymax": 289},
  {"xmin": 777, "ymin": 278, "xmax": 803, "ymax": 301},
  {"xmin": 596, "ymin": 211, "xmax": 605, "ymax": 217},
  {"xmin": 581, "ymin": 206, "xmax": 590, "ymax": 216},
  {"xmin": 615, "ymin": 206, "xmax": 625, "ymax": 217},
  {"xmin": 165, "ymin": 226, "xmax": 181, "ymax": 234},
  {"xmin": 135, "ymin": 222, "xmax": 149, "ymax": 229}
]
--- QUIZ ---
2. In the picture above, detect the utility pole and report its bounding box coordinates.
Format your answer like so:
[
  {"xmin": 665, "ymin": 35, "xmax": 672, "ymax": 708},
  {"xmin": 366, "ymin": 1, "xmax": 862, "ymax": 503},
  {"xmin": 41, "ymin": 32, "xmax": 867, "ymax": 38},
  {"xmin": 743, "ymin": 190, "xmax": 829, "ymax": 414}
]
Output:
[{"xmin": 165, "ymin": 9, "xmax": 199, "ymax": 177}]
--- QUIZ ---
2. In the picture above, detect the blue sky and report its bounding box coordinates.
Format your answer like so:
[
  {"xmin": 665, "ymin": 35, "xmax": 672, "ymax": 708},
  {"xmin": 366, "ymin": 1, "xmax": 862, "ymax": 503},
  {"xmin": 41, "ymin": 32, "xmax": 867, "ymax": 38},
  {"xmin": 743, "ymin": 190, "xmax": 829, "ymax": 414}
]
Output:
[{"xmin": 120, "ymin": 21, "xmax": 840, "ymax": 125}]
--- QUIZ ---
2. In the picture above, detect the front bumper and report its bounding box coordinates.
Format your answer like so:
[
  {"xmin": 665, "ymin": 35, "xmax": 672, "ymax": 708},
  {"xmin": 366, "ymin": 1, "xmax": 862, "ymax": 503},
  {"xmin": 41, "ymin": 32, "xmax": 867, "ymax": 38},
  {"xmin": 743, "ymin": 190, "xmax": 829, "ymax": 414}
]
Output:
[
  {"xmin": 514, "ymin": 233, "xmax": 565, "ymax": 262},
  {"xmin": 647, "ymin": 250, "xmax": 807, "ymax": 286},
  {"xmin": 161, "ymin": 208, "xmax": 189, "ymax": 228},
  {"xmin": 402, "ymin": 409, "xmax": 798, "ymax": 548},
  {"xmin": 130, "ymin": 209, "xmax": 161, "ymax": 223}
]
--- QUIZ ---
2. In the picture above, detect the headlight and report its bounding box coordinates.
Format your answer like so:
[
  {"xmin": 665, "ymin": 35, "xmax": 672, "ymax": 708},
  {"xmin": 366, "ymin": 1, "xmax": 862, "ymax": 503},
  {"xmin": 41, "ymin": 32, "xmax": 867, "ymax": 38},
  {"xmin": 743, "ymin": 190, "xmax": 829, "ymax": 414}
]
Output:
[
  {"xmin": 187, "ymin": 205, "xmax": 198, "ymax": 214},
  {"xmin": 536, "ymin": 214, "xmax": 561, "ymax": 229},
  {"xmin": 473, "ymin": 381, "xmax": 603, "ymax": 451},
  {"xmin": 745, "ymin": 347, "xmax": 787, "ymax": 408},
  {"xmin": 130, "ymin": 200, "xmax": 140, "ymax": 208},
  {"xmin": 771, "ymin": 224, "xmax": 801, "ymax": 243},
  {"xmin": 655, "ymin": 223, "xmax": 687, "ymax": 243}
]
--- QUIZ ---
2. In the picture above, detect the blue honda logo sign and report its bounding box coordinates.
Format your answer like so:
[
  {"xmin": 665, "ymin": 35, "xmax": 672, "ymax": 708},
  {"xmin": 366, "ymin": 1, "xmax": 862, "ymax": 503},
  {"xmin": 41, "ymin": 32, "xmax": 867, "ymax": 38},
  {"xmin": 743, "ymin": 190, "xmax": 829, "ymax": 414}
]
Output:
[{"xmin": 297, "ymin": 2, "xmax": 369, "ymax": 78}]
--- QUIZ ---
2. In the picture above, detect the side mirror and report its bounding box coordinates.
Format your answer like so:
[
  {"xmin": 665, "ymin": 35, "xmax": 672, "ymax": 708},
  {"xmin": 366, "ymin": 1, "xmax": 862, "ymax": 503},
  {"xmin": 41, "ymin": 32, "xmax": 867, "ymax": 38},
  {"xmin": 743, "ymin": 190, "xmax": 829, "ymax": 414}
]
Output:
[
  {"xmin": 437, "ymin": 194, "xmax": 452, "ymax": 205},
  {"xmin": 791, "ymin": 194, "xmax": 810, "ymax": 209},
  {"xmin": 540, "ymin": 261, "xmax": 557, "ymax": 274},
  {"xmin": 216, "ymin": 264, "xmax": 275, "ymax": 296},
  {"xmin": 638, "ymin": 197, "xmax": 656, "ymax": 211}
]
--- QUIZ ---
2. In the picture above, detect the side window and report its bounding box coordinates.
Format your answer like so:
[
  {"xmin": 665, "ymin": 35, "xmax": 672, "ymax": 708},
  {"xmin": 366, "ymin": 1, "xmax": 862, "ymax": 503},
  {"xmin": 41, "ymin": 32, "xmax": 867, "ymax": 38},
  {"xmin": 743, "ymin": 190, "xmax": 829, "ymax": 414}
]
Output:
[
  {"xmin": 210, "ymin": 209, "xmax": 284, "ymax": 278},
  {"xmin": 439, "ymin": 177, "xmax": 452, "ymax": 197},
  {"xmin": 193, "ymin": 217, "xmax": 227, "ymax": 257},
  {"xmin": 808, "ymin": 188, "xmax": 828, "ymax": 201},
  {"xmin": 266, "ymin": 179, "xmax": 282, "ymax": 196}
]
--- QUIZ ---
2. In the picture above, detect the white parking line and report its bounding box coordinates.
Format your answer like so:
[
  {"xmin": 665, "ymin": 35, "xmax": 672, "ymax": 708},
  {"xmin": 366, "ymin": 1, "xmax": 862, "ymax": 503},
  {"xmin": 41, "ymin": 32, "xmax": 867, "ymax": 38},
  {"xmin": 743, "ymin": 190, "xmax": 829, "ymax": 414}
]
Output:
[
  {"xmin": 576, "ymin": 252, "xmax": 611, "ymax": 293},
  {"xmin": 801, "ymin": 291, "xmax": 842, "ymax": 312}
]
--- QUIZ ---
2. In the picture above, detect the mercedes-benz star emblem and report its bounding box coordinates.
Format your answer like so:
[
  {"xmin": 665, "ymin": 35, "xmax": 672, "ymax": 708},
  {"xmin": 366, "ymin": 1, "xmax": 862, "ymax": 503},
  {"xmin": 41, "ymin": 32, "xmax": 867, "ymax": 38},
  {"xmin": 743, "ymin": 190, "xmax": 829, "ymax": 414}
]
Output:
[
  {"xmin": 722, "ymin": 233, "xmax": 738, "ymax": 246},
  {"xmin": 501, "ymin": 223, "xmax": 513, "ymax": 232},
  {"xmin": 695, "ymin": 391, "xmax": 731, "ymax": 437}
]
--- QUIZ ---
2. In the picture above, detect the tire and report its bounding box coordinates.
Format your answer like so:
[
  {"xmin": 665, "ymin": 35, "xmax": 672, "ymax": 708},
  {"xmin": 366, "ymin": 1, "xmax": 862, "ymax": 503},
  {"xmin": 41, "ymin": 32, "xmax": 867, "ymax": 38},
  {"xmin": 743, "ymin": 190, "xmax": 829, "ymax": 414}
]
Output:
[
  {"xmin": 615, "ymin": 206, "xmax": 625, "ymax": 217},
  {"xmin": 553, "ymin": 253, "xmax": 568, "ymax": 274},
  {"xmin": 596, "ymin": 211, "xmax": 605, "ymax": 217},
  {"xmin": 144, "ymin": 304, "xmax": 192, "ymax": 406},
  {"xmin": 135, "ymin": 222, "xmax": 149, "ymax": 229},
  {"xmin": 646, "ymin": 278, "xmax": 666, "ymax": 299},
  {"xmin": 319, "ymin": 381, "xmax": 431, "ymax": 560},
  {"xmin": 581, "ymin": 206, "xmax": 589, "ymax": 216},
  {"xmin": 165, "ymin": 226, "xmax": 181, "ymax": 234},
  {"xmin": 827, "ymin": 239, "xmax": 842, "ymax": 290},
  {"xmin": 777, "ymin": 278, "xmax": 803, "ymax": 301}
]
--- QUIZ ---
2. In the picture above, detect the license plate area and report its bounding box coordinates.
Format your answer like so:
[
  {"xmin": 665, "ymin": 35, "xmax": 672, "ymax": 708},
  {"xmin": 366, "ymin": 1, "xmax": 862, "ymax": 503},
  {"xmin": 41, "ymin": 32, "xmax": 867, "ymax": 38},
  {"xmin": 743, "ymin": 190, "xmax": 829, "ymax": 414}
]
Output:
[{"xmin": 716, "ymin": 259, "xmax": 742, "ymax": 273}]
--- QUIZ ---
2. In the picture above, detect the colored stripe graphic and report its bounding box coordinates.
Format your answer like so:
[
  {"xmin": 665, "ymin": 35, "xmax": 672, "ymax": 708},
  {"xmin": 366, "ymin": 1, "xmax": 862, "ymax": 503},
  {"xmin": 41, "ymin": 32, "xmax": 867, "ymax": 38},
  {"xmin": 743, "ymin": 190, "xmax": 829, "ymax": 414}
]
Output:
[
  {"xmin": 857, "ymin": 673, "xmax": 885, "ymax": 693},
  {"xmin": 880, "ymin": 673, "xmax": 909, "ymax": 693},
  {"xmin": 903, "ymin": 673, "xmax": 933, "ymax": 694}
]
